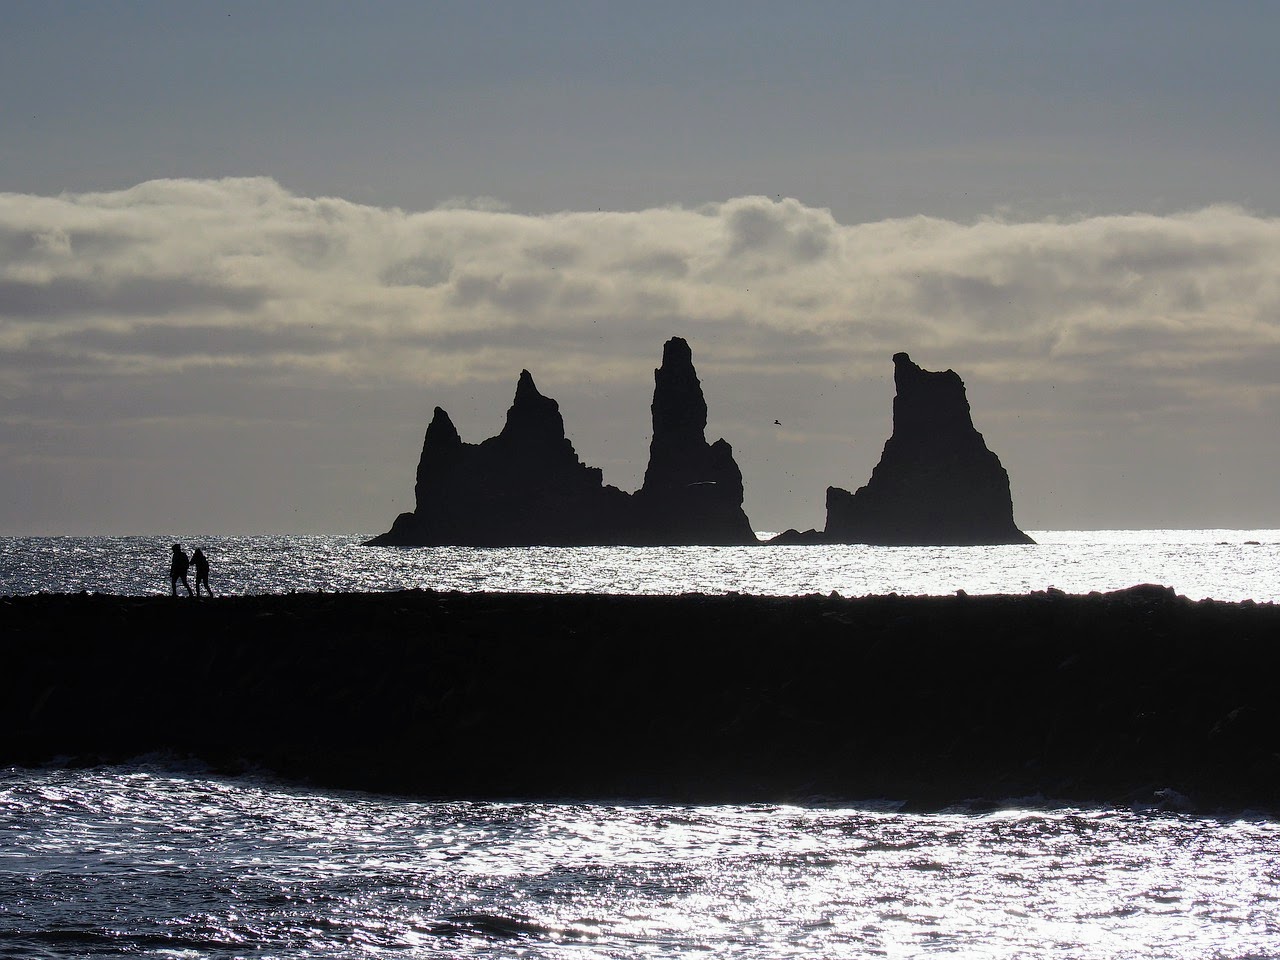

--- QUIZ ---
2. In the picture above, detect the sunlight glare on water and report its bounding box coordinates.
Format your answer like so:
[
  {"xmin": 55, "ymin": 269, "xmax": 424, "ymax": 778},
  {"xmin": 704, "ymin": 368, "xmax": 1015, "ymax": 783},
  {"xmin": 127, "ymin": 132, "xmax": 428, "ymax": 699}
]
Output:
[
  {"xmin": 2, "ymin": 529, "xmax": 1279, "ymax": 601},
  {"xmin": 2, "ymin": 767, "xmax": 1278, "ymax": 959}
]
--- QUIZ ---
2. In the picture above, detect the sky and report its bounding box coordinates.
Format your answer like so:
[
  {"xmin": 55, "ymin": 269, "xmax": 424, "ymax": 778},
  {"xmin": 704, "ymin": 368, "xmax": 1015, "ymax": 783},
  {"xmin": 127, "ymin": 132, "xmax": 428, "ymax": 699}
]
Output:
[{"xmin": 2, "ymin": 0, "xmax": 1279, "ymax": 536}]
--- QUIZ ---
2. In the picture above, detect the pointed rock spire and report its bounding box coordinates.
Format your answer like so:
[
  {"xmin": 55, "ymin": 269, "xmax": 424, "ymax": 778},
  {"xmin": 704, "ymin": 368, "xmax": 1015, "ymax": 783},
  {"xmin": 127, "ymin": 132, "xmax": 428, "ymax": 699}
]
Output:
[
  {"xmin": 635, "ymin": 337, "xmax": 757, "ymax": 544},
  {"xmin": 499, "ymin": 370, "xmax": 567, "ymax": 449},
  {"xmin": 423, "ymin": 406, "xmax": 461, "ymax": 449},
  {"xmin": 413, "ymin": 406, "xmax": 463, "ymax": 510}
]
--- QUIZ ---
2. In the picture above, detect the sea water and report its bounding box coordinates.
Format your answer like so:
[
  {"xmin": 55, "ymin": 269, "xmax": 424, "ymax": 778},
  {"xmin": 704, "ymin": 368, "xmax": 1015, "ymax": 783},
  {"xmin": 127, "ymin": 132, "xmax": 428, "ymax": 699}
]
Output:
[
  {"xmin": 3, "ymin": 531, "xmax": 1279, "ymax": 957},
  {"xmin": 2, "ymin": 765, "xmax": 1277, "ymax": 959},
  {"xmin": 2, "ymin": 529, "xmax": 1279, "ymax": 602}
]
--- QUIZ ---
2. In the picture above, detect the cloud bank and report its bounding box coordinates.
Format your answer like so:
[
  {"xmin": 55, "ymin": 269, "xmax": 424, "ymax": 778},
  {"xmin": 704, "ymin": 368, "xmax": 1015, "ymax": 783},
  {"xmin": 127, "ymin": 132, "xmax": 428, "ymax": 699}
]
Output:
[{"xmin": 2, "ymin": 178, "xmax": 1278, "ymax": 534}]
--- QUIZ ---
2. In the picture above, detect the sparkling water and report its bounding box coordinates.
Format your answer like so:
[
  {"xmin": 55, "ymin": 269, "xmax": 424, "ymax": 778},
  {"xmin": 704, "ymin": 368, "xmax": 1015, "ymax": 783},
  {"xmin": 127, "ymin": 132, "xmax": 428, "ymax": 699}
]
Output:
[
  {"xmin": 2, "ymin": 765, "xmax": 1277, "ymax": 959},
  {"xmin": 2, "ymin": 529, "xmax": 1278, "ymax": 602}
]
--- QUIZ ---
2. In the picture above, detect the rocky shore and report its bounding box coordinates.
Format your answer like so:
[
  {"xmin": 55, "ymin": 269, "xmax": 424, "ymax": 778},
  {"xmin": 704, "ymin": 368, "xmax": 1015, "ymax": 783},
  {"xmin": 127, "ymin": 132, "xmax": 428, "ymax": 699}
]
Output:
[{"xmin": 4, "ymin": 586, "xmax": 1278, "ymax": 813}]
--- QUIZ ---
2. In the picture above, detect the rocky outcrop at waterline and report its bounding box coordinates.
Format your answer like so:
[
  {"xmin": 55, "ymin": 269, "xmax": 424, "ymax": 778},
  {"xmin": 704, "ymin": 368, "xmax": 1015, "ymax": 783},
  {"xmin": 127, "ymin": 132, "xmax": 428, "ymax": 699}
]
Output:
[
  {"xmin": 366, "ymin": 337, "xmax": 756, "ymax": 546},
  {"xmin": 367, "ymin": 370, "xmax": 634, "ymax": 546},
  {"xmin": 4, "ymin": 586, "xmax": 1278, "ymax": 813},
  {"xmin": 821, "ymin": 353, "xmax": 1033, "ymax": 546}
]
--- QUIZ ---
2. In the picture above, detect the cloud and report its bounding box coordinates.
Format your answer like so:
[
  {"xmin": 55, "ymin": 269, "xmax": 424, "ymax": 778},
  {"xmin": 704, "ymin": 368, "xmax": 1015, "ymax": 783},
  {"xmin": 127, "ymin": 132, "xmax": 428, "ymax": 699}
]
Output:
[
  {"xmin": 0, "ymin": 276, "xmax": 267, "ymax": 319},
  {"xmin": 3, "ymin": 177, "xmax": 1280, "ymax": 532},
  {"xmin": 3, "ymin": 179, "xmax": 1276, "ymax": 393}
]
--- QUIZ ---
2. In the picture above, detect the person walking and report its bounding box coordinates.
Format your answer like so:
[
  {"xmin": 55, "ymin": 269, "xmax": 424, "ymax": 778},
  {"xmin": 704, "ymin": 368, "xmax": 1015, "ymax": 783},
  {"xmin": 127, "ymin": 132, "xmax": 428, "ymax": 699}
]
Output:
[
  {"xmin": 170, "ymin": 544, "xmax": 193, "ymax": 597},
  {"xmin": 192, "ymin": 547, "xmax": 213, "ymax": 597}
]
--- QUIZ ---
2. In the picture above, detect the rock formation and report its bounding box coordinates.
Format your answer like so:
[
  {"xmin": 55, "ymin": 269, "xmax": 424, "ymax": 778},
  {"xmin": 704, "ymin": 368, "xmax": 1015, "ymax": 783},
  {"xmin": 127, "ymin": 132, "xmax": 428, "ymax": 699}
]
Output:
[
  {"xmin": 366, "ymin": 370, "xmax": 632, "ymax": 545},
  {"xmin": 631, "ymin": 337, "xmax": 758, "ymax": 545},
  {"xmin": 366, "ymin": 338, "xmax": 757, "ymax": 546},
  {"xmin": 822, "ymin": 353, "xmax": 1034, "ymax": 546}
]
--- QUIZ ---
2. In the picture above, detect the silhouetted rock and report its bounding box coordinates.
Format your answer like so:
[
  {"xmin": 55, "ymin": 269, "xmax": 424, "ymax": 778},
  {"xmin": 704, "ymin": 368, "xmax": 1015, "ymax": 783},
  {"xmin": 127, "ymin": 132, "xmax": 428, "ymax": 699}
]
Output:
[
  {"xmin": 367, "ymin": 370, "xmax": 632, "ymax": 545},
  {"xmin": 631, "ymin": 337, "xmax": 757, "ymax": 545},
  {"xmin": 367, "ymin": 339, "xmax": 757, "ymax": 546},
  {"xmin": 824, "ymin": 353, "xmax": 1033, "ymax": 545},
  {"xmin": 767, "ymin": 527, "xmax": 825, "ymax": 545}
]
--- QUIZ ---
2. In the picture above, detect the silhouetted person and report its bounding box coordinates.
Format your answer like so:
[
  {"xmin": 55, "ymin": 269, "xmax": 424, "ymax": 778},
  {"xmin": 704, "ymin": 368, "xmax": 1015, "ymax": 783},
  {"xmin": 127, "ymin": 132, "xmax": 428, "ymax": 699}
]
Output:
[
  {"xmin": 170, "ymin": 544, "xmax": 192, "ymax": 597},
  {"xmin": 192, "ymin": 547, "xmax": 212, "ymax": 597}
]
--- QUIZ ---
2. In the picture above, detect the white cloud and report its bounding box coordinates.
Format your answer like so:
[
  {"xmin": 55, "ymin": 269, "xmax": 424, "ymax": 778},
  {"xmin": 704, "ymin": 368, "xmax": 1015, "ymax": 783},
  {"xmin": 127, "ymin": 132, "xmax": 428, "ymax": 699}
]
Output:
[{"xmin": 2, "ymin": 178, "xmax": 1279, "ymax": 533}]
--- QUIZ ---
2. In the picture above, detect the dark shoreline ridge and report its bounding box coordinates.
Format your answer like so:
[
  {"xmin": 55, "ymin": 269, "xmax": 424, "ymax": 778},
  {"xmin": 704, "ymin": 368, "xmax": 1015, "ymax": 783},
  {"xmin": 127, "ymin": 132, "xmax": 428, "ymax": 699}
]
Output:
[{"xmin": 5, "ymin": 586, "xmax": 1278, "ymax": 814}]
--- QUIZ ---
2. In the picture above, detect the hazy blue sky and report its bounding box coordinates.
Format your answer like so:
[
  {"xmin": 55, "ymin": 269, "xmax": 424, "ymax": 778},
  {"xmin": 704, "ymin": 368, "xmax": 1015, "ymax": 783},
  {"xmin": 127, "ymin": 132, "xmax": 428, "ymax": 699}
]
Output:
[{"xmin": 2, "ymin": 1, "xmax": 1278, "ymax": 535}]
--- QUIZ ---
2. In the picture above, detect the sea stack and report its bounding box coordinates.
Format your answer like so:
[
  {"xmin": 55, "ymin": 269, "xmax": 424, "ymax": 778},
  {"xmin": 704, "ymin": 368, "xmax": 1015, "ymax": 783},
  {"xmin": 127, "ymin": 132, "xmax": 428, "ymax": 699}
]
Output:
[
  {"xmin": 823, "ymin": 353, "xmax": 1034, "ymax": 546},
  {"xmin": 366, "ymin": 338, "xmax": 757, "ymax": 546},
  {"xmin": 631, "ymin": 337, "xmax": 758, "ymax": 545},
  {"xmin": 365, "ymin": 370, "xmax": 631, "ymax": 546}
]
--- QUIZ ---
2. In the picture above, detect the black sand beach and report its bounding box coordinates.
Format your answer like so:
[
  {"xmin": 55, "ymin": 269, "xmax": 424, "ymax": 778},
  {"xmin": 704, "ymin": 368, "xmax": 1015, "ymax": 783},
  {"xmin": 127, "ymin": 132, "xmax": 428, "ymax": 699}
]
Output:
[{"xmin": 3, "ymin": 587, "xmax": 1278, "ymax": 813}]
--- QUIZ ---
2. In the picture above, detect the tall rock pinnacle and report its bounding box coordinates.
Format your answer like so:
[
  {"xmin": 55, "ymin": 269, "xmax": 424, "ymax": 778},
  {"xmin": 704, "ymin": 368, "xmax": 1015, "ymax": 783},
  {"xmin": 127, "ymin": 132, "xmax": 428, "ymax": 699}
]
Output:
[
  {"xmin": 824, "ymin": 353, "xmax": 1034, "ymax": 545},
  {"xmin": 634, "ymin": 337, "xmax": 757, "ymax": 544}
]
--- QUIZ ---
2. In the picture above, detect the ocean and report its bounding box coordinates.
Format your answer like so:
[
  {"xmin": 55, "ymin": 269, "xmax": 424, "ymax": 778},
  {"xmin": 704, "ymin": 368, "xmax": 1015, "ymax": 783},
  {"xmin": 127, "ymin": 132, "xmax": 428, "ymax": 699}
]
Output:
[
  {"xmin": 2, "ymin": 529, "xmax": 1279, "ymax": 602},
  {"xmin": 3, "ymin": 530, "xmax": 1279, "ymax": 958}
]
